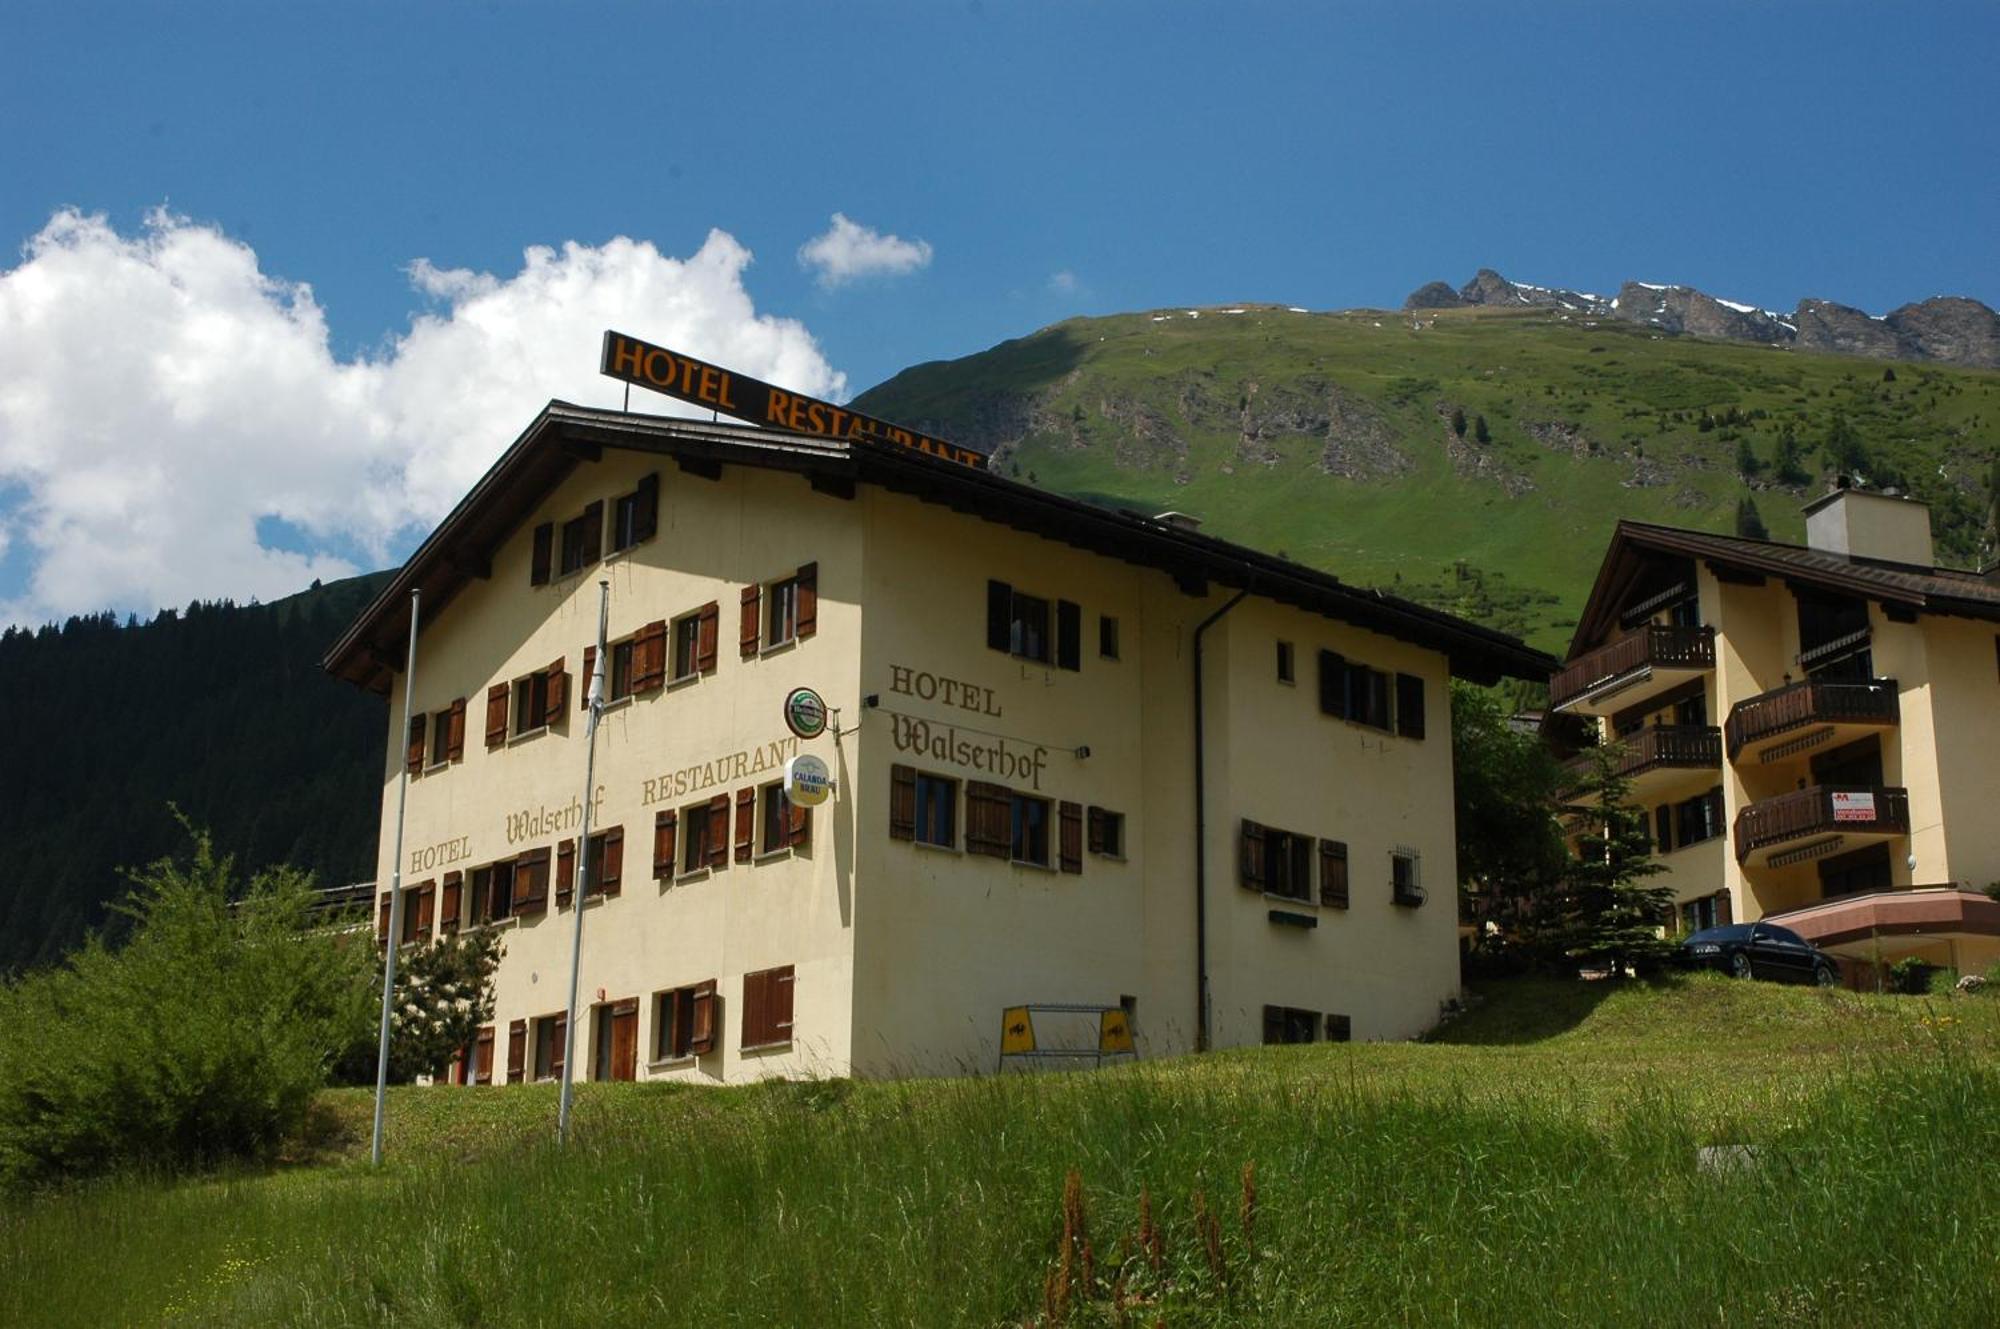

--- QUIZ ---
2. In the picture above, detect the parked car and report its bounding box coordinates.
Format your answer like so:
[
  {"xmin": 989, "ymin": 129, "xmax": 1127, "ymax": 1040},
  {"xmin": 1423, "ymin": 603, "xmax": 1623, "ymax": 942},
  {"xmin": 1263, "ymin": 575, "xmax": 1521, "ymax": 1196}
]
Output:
[{"xmin": 1677, "ymin": 922, "xmax": 1841, "ymax": 987}]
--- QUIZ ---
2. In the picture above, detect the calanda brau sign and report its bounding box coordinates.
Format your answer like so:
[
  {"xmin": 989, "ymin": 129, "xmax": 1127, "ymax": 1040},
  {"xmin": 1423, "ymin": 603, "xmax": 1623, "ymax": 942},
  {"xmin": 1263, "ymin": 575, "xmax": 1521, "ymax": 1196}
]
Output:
[{"xmin": 600, "ymin": 330, "xmax": 988, "ymax": 469}]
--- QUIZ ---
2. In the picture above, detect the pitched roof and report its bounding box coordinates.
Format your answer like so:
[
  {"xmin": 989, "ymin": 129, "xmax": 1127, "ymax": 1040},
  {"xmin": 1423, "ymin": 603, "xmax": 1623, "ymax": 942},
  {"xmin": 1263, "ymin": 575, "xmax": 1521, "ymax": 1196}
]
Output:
[
  {"xmin": 1568, "ymin": 519, "xmax": 2000, "ymax": 659},
  {"xmin": 324, "ymin": 402, "xmax": 1556, "ymax": 692}
]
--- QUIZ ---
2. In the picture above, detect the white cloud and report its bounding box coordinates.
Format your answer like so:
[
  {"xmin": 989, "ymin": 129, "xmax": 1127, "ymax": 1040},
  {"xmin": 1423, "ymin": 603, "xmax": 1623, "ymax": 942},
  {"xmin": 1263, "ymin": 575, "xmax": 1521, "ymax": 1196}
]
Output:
[
  {"xmin": 796, "ymin": 213, "xmax": 933, "ymax": 289},
  {"xmin": 1048, "ymin": 269, "xmax": 1078, "ymax": 294},
  {"xmin": 0, "ymin": 209, "xmax": 844, "ymax": 626}
]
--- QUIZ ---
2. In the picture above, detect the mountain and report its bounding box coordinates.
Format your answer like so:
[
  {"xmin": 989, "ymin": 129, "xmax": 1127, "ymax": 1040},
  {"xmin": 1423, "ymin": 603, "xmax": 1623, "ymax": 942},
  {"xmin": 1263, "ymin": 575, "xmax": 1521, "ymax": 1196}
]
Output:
[
  {"xmin": 1406, "ymin": 269, "xmax": 2000, "ymax": 369},
  {"xmin": 855, "ymin": 304, "xmax": 2000, "ymax": 650},
  {"xmin": 0, "ymin": 572, "xmax": 392, "ymax": 972}
]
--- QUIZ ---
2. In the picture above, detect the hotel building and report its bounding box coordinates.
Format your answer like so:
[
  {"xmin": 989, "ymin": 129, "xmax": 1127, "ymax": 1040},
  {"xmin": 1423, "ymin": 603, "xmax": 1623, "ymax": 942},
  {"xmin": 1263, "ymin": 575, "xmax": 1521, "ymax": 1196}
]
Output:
[
  {"xmin": 325, "ymin": 401, "xmax": 1549, "ymax": 1085},
  {"xmin": 1552, "ymin": 487, "xmax": 2000, "ymax": 982}
]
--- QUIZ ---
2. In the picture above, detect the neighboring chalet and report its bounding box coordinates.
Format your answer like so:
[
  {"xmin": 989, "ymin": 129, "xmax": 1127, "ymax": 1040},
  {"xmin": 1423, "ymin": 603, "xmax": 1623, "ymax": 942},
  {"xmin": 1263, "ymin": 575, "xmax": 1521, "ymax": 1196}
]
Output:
[
  {"xmin": 324, "ymin": 401, "xmax": 1551, "ymax": 1085},
  {"xmin": 1552, "ymin": 485, "xmax": 2000, "ymax": 983}
]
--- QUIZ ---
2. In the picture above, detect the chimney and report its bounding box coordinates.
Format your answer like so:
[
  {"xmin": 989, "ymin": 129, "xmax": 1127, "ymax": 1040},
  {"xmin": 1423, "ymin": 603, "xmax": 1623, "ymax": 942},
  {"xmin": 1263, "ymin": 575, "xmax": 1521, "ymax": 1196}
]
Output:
[
  {"xmin": 1802, "ymin": 479, "xmax": 1933, "ymax": 567},
  {"xmin": 1153, "ymin": 510, "xmax": 1202, "ymax": 533}
]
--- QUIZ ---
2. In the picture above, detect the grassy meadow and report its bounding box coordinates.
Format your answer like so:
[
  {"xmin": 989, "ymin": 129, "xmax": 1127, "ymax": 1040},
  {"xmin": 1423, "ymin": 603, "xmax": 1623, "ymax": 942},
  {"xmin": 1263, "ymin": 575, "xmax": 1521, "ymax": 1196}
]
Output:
[{"xmin": 4, "ymin": 974, "xmax": 1998, "ymax": 1326}]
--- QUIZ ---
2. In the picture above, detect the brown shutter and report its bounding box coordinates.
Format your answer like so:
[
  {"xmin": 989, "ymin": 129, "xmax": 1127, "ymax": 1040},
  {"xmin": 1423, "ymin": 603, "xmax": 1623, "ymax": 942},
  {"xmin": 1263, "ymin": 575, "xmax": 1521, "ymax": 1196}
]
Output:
[
  {"xmin": 653, "ymin": 809, "xmax": 678, "ymax": 878},
  {"xmin": 530, "ymin": 522, "xmax": 553, "ymax": 585},
  {"xmin": 406, "ymin": 717, "xmax": 426, "ymax": 775},
  {"xmin": 706, "ymin": 793, "xmax": 729, "ymax": 868},
  {"xmin": 556, "ymin": 838, "xmax": 577, "ymax": 908},
  {"xmin": 788, "ymin": 796, "xmax": 811, "ymax": 849},
  {"xmin": 507, "ymin": 1019, "xmax": 527, "ymax": 1083},
  {"xmin": 1319, "ymin": 839, "xmax": 1350, "ymax": 909},
  {"xmin": 632, "ymin": 472, "xmax": 659, "ymax": 543},
  {"xmin": 610, "ymin": 999, "xmax": 639, "ymax": 1081},
  {"xmin": 772, "ymin": 966, "xmax": 795, "ymax": 1041},
  {"xmin": 416, "ymin": 881, "xmax": 436, "ymax": 937},
  {"xmin": 795, "ymin": 562, "xmax": 818, "ymax": 638},
  {"xmin": 735, "ymin": 787, "xmax": 756, "ymax": 863},
  {"xmin": 600, "ymin": 827, "xmax": 623, "ymax": 896},
  {"xmin": 633, "ymin": 619, "xmax": 667, "ymax": 692},
  {"xmin": 689, "ymin": 979, "xmax": 717, "ymax": 1054},
  {"xmin": 543, "ymin": 659, "xmax": 567, "ymax": 726},
  {"xmin": 446, "ymin": 698, "xmax": 466, "ymax": 760},
  {"xmin": 1240, "ymin": 820, "xmax": 1267, "ymax": 891},
  {"xmin": 550, "ymin": 1012, "xmax": 568, "ymax": 1080},
  {"xmin": 580, "ymin": 500, "xmax": 603, "ymax": 564},
  {"xmin": 440, "ymin": 871, "xmax": 462, "ymax": 934},
  {"xmin": 474, "ymin": 1025, "xmax": 495, "ymax": 1084},
  {"xmin": 965, "ymin": 781, "xmax": 1011, "ymax": 858},
  {"xmin": 377, "ymin": 890, "xmax": 392, "ymax": 944},
  {"xmin": 580, "ymin": 647, "xmax": 596, "ymax": 711},
  {"xmin": 1715, "ymin": 889, "xmax": 1733, "ymax": 927},
  {"xmin": 697, "ymin": 601, "xmax": 720, "ymax": 674},
  {"xmin": 486, "ymin": 683, "xmax": 510, "ymax": 748},
  {"xmin": 1059, "ymin": 801, "xmax": 1083, "ymax": 873},
  {"xmin": 889, "ymin": 764, "xmax": 917, "ymax": 840},
  {"xmin": 739, "ymin": 584, "xmax": 761, "ymax": 657},
  {"xmin": 741, "ymin": 969, "xmax": 767, "ymax": 1047},
  {"xmin": 515, "ymin": 847, "xmax": 550, "ymax": 914},
  {"xmin": 469, "ymin": 866, "xmax": 492, "ymax": 924}
]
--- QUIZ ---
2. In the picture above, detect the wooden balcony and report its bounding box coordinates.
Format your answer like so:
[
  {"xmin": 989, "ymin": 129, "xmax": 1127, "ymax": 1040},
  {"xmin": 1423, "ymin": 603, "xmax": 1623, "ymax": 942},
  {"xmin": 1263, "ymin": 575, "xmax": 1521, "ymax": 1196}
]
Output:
[
  {"xmin": 1549, "ymin": 624, "xmax": 1715, "ymax": 718},
  {"xmin": 1724, "ymin": 677, "xmax": 1900, "ymax": 765},
  {"xmin": 1734, "ymin": 784, "xmax": 1909, "ymax": 867},
  {"xmin": 1562, "ymin": 725, "xmax": 1722, "ymax": 803}
]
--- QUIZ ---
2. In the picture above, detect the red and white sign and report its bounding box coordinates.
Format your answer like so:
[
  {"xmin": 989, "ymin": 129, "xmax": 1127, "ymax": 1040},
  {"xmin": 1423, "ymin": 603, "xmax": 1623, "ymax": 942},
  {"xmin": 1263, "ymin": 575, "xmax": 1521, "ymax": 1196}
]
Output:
[{"xmin": 1831, "ymin": 791, "xmax": 1877, "ymax": 823}]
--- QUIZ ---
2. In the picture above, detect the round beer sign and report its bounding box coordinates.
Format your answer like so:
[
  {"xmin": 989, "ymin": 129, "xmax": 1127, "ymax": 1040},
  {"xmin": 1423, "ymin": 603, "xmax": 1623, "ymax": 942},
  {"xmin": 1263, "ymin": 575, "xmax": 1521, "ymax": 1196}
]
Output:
[
  {"xmin": 784, "ymin": 753, "xmax": 835, "ymax": 806},
  {"xmin": 783, "ymin": 686, "xmax": 828, "ymax": 740}
]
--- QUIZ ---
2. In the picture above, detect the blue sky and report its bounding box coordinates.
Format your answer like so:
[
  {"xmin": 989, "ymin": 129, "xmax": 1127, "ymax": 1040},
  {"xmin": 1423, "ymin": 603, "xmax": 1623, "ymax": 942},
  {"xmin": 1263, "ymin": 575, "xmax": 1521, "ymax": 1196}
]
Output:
[{"xmin": 2, "ymin": 1, "xmax": 1996, "ymax": 623}]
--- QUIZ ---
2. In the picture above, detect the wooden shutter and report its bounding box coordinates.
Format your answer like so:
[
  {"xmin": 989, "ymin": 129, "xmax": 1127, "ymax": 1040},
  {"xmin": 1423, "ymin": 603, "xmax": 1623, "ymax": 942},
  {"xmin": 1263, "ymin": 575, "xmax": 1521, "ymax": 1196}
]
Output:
[
  {"xmin": 632, "ymin": 472, "xmax": 659, "ymax": 543},
  {"xmin": 599, "ymin": 827, "xmax": 623, "ymax": 896},
  {"xmin": 889, "ymin": 764, "xmax": 917, "ymax": 840},
  {"xmin": 705, "ymin": 793, "xmax": 729, "ymax": 868},
  {"xmin": 771, "ymin": 966, "xmax": 795, "ymax": 1042},
  {"xmin": 579, "ymin": 500, "xmax": 603, "ymax": 564},
  {"xmin": 1240, "ymin": 819, "xmax": 1267, "ymax": 890},
  {"xmin": 580, "ymin": 647, "xmax": 596, "ymax": 711},
  {"xmin": 734, "ymin": 787, "xmax": 756, "ymax": 863},
  {"xmin": 609, "ymin": 999, "xmax": 639, "ymax": 1081},
  {"xmin": 469, "ymin": 867, "xmax": 492, "ymax": 924},
  {"xmin": 690, "ymin": 979, "xmax": 717, "ymax": 1054},
  {"xmin": 543, "ymin": 659, "xmax": 567, "ymax": 726},
  {"xmin": 440, "ymin": 871, "xmax": 462, "ymax": 934},
  {"xmin": 965, "ymin": 781, "xmax": 1010, "ymax": 858},
  {"xmin": 474, "ymin": 1025, "xmax": 494, "ymax": 1084},
  {"xmin": 485, "ymin": 683, "xmax": 510, "ymax": 748},
  {"xmin": 788, "ymin": 796, "xmax": 811, "ymax": 849},
  {"xmin": 795, "ymin": 562, "xmax": 818, "ymax": 638},
  {"xmin": 1318, "ymin": 839, "xmax": 1349, "ymax": 908},
  {"xmin": 549, "ymin": 1013, "xmax": 567, "ymax": 1080},
  {"xmin": 1059, "ymin": 801, "xmax": 1083, "ymax": 873},
  {"xmin": 987, "ymin": 580, "xmax": 1012, "ymax": 652},
  {"xmin": 1056, "ymin": 600, "xmax": 1081, "ymax": 671},
  {"xmin": 416, "ymin": 881, "xmax": 436, "ymax": 937},
  {"xmin": 530, "ymin": 522, "xmax": 553, "ymax": 585},
  {"xmin": 1396, "ymin": 674, "xmax": 1426, "ymax": 739},
  {"xmin": 740, "ymin": 584, "xmax": 761, "ymax": 658},
  {"xmin": 445, "ymin": 698, "xmax": 466, "ymax": 760},
  {"xmin": 633, "ymin": 618, "xmax": 667, "ymax": 692},
  {"xmin": 697, "ymin": 601, "xmax": 719, "ymax": 674},
  {"xmin": 556, "ymin": 838, "xmax": 577, "ymax": 908},
  {"xmin": 514, "ymin": 847, "xmax": 550, "ymax": 914},
  {"xmin": 377, "ymin": 890, "xmax": 392, "ymax": 944},
  {"xmin": 507, "ymin": 1019, "xmax": 527, "ymax": 1083},
  {"xmin": 1715, "ymin": 889, "xmax": 1733, "ymax": 927},
  {"xmin": 406, "ymin": 717, "xmax": 426, "ymax": 775},
  {"xmin": 653, "ymin": 809, "xmax": 678, "ymax": 878}
]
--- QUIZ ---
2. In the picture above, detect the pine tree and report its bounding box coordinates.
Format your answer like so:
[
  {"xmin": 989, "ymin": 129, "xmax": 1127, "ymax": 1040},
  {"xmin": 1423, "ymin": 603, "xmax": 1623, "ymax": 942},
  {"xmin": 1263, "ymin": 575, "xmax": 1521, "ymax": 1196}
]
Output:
[
  {"xmin": 1473, "ymin": 414, "xmax": 1491, "ymax": 444},
  {"xmin": 1735, "ymin": 496, "xmax": 1769, "ymax": 540},
  {"xmin": 1735, "ymin": 436, "xmax": 1763, "ymax": 478},
  {"xmin": 1552, "ymin": 744, "xmax": 1673, "ymax": 976},
  {"xmin": 1450, "ymin": 407, "xmax": 1467, "ymax": 438}
]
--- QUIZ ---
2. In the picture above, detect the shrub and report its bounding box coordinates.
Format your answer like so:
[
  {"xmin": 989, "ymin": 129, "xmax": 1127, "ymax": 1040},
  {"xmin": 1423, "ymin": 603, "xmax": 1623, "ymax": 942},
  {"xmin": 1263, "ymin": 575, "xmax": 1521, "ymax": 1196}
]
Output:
[
  {"xmin": 1886, "ymin": 956, "xmax": 1933, "ymax": 996},
  {"xmin": 0, "ymin": 826, "xmax": 376, "ymax": 1189}
]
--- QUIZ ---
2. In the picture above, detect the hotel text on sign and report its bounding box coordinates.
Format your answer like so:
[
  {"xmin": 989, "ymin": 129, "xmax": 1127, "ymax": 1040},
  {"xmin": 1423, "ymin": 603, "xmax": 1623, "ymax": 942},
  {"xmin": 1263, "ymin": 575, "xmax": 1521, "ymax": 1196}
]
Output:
[{"xmin": 600, "ymin": 331, "xmax": 988, "ymax": 469}]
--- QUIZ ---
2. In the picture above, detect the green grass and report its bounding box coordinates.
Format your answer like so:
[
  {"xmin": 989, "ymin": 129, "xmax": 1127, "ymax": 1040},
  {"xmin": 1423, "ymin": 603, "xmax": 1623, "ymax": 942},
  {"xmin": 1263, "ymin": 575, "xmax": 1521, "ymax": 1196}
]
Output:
[
  {"xmin": 5, "ymin": 976, "xmax": 1998, "ymax": 1326},
  {"xmin": 856, "ymin": 307, "xmax": 2000, "ymax": 651}
]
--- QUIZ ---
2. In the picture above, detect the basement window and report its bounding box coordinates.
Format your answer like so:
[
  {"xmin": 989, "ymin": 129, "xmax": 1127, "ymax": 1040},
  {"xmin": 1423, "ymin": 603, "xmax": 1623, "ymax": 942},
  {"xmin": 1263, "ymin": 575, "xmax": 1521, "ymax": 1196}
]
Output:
[{"xmin": 1262, "ymin": 1005, "xmax": 1320, "ymax": 1045}]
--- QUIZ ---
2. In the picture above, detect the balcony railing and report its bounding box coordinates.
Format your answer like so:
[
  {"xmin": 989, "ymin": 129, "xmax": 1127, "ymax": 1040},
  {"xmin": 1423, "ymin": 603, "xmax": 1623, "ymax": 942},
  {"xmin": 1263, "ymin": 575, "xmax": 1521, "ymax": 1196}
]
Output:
[
  {"xmin": 1733, "ymin": 785, "xmax": 1909, "ymax": 864},
  {"xmin": 1563, "ymin": 725, "xmax": 1722, "ymax": 786},
  {"xmin": 1550, "ymin": 624, "xmax": 1715, "ymax": 712},
  {"xmin": 1723, "ymin": 678, "xmax": 1899, "ymax": 758}
]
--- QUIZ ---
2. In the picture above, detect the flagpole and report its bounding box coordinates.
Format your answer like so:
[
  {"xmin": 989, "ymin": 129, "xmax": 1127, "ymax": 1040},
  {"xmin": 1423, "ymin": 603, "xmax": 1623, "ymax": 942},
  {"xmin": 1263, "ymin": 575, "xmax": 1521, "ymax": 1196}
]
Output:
[
  {"xmin": 371, "ymin": 588, "xmax": 422, "ymax": 1167},
  {"xmin": 558, "ymin": 580, "xmax": 610, "ymax": 1145}
]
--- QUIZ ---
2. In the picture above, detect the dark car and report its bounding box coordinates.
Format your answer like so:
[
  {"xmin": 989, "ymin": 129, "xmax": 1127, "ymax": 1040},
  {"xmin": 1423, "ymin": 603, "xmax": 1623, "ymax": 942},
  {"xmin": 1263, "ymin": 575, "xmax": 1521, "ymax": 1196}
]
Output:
[{"xmin": 1678, "ymin": 922, "xmax": 1841, "ymax": 987}]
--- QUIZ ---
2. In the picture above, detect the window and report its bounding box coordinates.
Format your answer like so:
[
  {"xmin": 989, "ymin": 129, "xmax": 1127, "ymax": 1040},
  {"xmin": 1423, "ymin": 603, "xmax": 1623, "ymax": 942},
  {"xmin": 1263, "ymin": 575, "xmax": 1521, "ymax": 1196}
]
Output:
[
  {"xmin": 1099, "ymin": 615, "xmax": 1120, "ymax": 660},
  {"xmin": 892, "ymin": 767, "xmax": 960, "ymax": 848},
  {"xmin": 653, "ymin": 980, "xmax": 717, "ymax": 1061},
  {"xmin": 1679, "ymin": 895, "xmax": 1718, "ymax": 935},
  {"xmin": 506, "ymin": 659, "xmax": 567, "ymax": 739},
  {"xmin": 427, "ymin": 707, "xmax": 454, "ymax": 768},
  {"xmin": 1318, "ymin": 651, "xmax": 1392, "ymax": 731},
  {"xmin": 1276, "ymin": 641, "xmax": 1295, "ymax": 684},
  {"xmin": 469, "ymin": 861, "xmax": 515, "ymax": 924},
  {"xmin": 1659, "ymin": 787, "xmax": 1725, "ymax": 853},
  {"xmin": 531, "ymin": 1013, "xmax": 566, "ymax": 1082},
  {"xmin": 609, "ymin": 473, "xmax": 659, "ymax": 554},
  {"xmin": 1391, "ymin": 850, "xmax": 1425, "ymax": 907},
  {"xmin": 1239, "ymin": 820, "xmax": 1313, "ymax": 901},
  {"xmin": 558, "ymin": 502, "xmax": 602, "ymax": 577},
  {"xmin": 1325, "ymin": 1014, "xmax": 1352, "ymax": 1043},
  {"xmin": 1010, "ymin": 793, "xmax": 1051, "ymax": 867},
  {"xmin": 741, "ymin": 965, "xmax": 795, "ymax": 1049},
  {"xmin": 755, "ymin": 782, "xmax": 810, "ymax": 855},
  {"xmin": 608, "ymin": 639, "xmax": 635, "ymax": 703},
  {"xmin": 741, "ymin": 564, "xmax": 818, "ymax": 658},
  {"xmin": 672, "ymin": 612, "xmax": 702, "ymax": 681},
  {"xmin": 766, "ymin": 575, "xmax": 799, "ymax": 647},
  {"xmin": 1262, "ymin": 1005, "xmax": 1320, "ymax": 1045},
  {"xmin": 1394, "ymin": 674, "xmax": 1425, "ymax": 740},
  {"xmin": 1087, "ymin": 806, "xmax": 1124, "ymax": 858},
  {"xmin": 681, "ymin": 797, "xmax": 729, "ymax": 875},
  {"xmin": 986, "ymin": 580, "xmax": 1080, "ymax": 670},
  {"xmin": 593, "ymin": 998, "xmax": 639, "ymax": 1082}
]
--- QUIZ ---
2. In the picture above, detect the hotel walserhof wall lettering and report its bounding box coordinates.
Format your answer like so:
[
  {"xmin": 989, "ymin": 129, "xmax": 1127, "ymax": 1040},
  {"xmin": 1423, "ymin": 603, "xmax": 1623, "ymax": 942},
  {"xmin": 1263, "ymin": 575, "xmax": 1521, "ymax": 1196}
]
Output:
[
  {"xmin": 642, "ymin": 736, "xmax": 801, "ymax": 808},
  {"xmin": 409, "ymin": 834, "xmax": 474, "ymax": 875},
  {"xmin": 886, "ymin": 662, "xmax": 1049, "ymax": 791},
  {"xmin": 504, "ymin": 785, "xmax": 607, "ymax": 847},
  {"xmin": 600, "ymin": 330, "xmax": 989, "ymax": 470}
]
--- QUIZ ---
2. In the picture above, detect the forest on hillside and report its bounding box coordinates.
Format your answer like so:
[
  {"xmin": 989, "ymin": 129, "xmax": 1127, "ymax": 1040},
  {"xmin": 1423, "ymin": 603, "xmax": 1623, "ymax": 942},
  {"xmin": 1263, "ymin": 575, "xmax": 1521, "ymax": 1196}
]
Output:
[{"xmin": 0, "ymin": 573, "xmax": 391, "ymax": 972}]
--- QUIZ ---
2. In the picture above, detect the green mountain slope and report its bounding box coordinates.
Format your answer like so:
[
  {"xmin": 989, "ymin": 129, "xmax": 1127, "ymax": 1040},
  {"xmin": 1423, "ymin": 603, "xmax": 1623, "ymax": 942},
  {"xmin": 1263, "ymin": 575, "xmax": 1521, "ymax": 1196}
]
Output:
[
  {"xmin": 856, "ymin": 305, "xmax": 2000, "ymax": 649},
  {"xmin": 0, "ymin": 572, "xmax": 392, "ymax": 972}
]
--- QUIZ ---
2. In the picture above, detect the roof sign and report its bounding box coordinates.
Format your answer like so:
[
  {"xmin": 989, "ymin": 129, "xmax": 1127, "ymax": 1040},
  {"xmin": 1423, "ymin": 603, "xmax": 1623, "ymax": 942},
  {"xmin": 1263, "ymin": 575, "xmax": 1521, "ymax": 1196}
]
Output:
[{"xmin": 600, "ymin": 330, "xmax": 987, "ymax": 469}]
